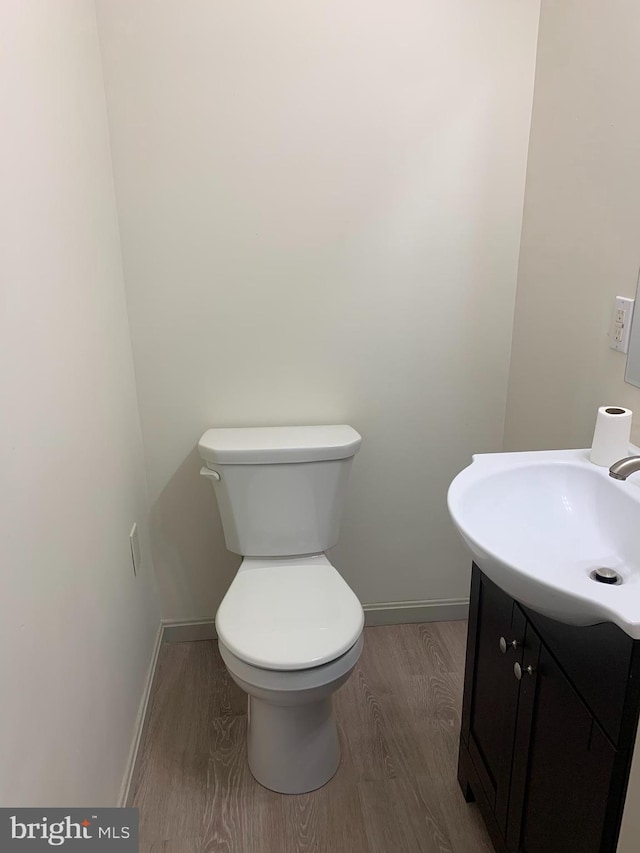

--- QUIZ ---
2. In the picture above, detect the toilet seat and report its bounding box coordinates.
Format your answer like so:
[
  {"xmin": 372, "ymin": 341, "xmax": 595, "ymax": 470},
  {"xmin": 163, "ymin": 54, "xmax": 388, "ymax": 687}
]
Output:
[
  {"xmin": 215, "ymin": 555, "xmax": 364, "ymax": 671},
  {"xmin": 218, "ymin": 633, "xmax": 364, "ymax": 696}
]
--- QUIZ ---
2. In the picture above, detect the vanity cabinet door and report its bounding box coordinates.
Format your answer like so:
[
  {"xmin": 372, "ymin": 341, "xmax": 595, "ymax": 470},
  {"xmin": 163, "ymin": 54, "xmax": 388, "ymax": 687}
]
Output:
[
  {"xmin": 460, "ymin": 568, "xmax": 631, "ymax": 853},
  {"xmin": 511, "ymin": 644, "xmax": 616, "ymax": 853},
  {"xmin": 462, "ymin": 569, "xmax": 526, "ymax": 834}
]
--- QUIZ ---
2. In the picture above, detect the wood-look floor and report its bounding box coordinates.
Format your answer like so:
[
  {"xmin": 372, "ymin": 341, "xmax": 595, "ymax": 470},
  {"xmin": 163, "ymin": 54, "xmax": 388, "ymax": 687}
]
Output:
[{"xmin": 130, "ymin": 622, "xmax": 493, "ymax": 853}]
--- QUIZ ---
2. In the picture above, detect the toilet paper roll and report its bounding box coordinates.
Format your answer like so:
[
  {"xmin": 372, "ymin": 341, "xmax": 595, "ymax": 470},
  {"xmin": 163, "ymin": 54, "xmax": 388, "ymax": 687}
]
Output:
[{"xmin": 590, "ymin": 406, "xmax": 633, "ymax": 467}]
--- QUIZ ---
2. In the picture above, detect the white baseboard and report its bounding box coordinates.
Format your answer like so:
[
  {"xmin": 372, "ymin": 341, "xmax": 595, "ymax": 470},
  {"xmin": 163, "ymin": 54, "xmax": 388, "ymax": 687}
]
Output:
[
  {"xmin": 162, "ymin": 618, "xmax": 218, "ymax": 643},
  {"xmin": 363, "ymin": 598, "xmax": 469, "ymax": 626},
  {"xmin": 118, "ymin": 622, "xmax": 164, "ymax": 807},
  {"xmin": 160, "ymin": 599, "xmax": 469, "ymax": 644}
]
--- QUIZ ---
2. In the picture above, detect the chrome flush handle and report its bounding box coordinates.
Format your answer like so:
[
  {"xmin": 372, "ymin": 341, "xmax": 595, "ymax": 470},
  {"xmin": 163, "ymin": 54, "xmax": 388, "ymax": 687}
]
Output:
[{"xmin": 200, "ymin": 466, "xmax": 221, "ymax": 482}]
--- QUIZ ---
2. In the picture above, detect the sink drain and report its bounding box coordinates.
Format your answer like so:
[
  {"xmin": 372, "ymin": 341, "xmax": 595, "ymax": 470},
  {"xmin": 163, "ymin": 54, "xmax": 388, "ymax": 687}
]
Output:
[{"xmin": 590, "ymin": 568, "xmax": 623, "ymax": 585}]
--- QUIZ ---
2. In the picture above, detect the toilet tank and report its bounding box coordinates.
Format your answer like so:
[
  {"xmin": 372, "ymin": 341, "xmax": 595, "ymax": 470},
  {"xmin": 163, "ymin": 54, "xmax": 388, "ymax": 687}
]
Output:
[{"xmin": 198, "ymin": 425, "xmax": 362, "ymax": 557}]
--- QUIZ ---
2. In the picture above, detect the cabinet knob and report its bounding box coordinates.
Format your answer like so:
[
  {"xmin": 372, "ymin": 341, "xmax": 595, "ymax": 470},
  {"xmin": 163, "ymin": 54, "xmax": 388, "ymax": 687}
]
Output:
[
  {"xmin": 499, "ymin": 637, "xmax": 519, "ymax": 654},
  {"xmin": 514, "ymin": 662, "xmax": 535, "ymax": 680}
]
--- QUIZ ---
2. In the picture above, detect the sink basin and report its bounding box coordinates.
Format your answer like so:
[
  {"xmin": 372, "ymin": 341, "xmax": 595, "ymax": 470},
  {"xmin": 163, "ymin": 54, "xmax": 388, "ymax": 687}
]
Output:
[{"xmin": 448, "ymin": 448, "xmax": 640, "ymax": 638}]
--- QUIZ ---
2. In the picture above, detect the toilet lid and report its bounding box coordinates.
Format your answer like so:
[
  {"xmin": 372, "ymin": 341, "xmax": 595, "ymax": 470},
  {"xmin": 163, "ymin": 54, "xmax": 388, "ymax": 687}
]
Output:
[{"xmin": 215, "ymin": 562, "xmax": 364, "ymax": 670}]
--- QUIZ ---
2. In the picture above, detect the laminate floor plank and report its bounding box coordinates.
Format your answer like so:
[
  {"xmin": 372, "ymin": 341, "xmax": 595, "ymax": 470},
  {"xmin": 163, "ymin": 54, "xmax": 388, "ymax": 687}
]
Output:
[
  {"xmin": 280, "ymin": 775, "xmax": 370, "ymax": 853},
  {"xmin": 131, "ymin": 623, "xmax": 493, "ymax": 852},
  {"xmin": 334, "ymin": 660, "xmax": 428, "ymax": 781},
  {"xmin": 357, "ymin": 776, "xmax": 454, "ymax": 853},
  {"xmin": 429, "ymin": 621, "xmax": 469, "ymax": 668},
  {"xmin": 415, "ymin": 775, "xmax": 495, "ymax": 853},
  {"xmin": 416, "ymin": 622, "xmax": 467, "ymax": 675}
]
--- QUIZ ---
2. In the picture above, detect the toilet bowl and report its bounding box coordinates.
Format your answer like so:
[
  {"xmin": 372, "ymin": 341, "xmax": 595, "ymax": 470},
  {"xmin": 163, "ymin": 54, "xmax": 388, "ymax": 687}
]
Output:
[
  {"xmin": 219, "ymin": 635, "xmax": 364, "ymax": 794},
  {"xmin": 215, "ymin": 554, "xmax": 364, "ymax": 793},
  {"xmin": 198, "ymin": 424, "xmax": 363, "ymax": 794}
]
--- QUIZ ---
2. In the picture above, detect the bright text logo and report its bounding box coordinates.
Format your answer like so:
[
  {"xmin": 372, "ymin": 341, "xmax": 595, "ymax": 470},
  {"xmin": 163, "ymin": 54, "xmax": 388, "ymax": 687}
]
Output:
[{"xmin": 1, "ymin": 809, "xmax": 138, "ymax": 851}]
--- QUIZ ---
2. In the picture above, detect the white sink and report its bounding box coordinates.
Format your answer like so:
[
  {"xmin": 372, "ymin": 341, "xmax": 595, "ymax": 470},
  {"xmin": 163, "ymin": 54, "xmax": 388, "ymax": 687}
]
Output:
[{"xmin": 448, "ymin": 448, "xmax": 640, "ymax": 638}]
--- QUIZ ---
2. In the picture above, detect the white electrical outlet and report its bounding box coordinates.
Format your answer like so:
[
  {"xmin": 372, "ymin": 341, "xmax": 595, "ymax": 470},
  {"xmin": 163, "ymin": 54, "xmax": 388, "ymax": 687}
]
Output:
[
  {"xmin": 130, "ymin": 523, "xmax": 141, "ymax": 576},
  {"xmin": 610, "ymin": 296, "xmax": 635, "ymax": 353}
]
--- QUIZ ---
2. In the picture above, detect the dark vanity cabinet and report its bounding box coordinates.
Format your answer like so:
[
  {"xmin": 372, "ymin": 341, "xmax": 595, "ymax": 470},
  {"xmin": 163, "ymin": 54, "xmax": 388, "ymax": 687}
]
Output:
[{"xmin": 459, "ymin": 565, "xmax": 640, "ymax": 853}]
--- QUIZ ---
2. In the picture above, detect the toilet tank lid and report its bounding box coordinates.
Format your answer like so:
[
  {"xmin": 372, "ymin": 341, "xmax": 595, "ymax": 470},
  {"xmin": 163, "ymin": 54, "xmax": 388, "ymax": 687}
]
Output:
[{"xmin": 198, "ymin": 424, "xmax": 362, "ymax": 465}]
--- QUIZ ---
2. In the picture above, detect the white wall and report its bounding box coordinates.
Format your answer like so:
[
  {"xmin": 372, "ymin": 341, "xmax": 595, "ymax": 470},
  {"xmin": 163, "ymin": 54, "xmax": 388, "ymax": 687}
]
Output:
[
  {"xmin": 96, "ymin": 0, "xmax": 540, "ymax": 620},
  {"xmin": 505, "ymin": 0, "xmax": 640, "ymax": 452},
  {"xmin": 500, "ymin": 2, "xmax": 640, "ymax": 845},
  {"xmin": 0, "ymin": 1, "xmax": 160, "ymax": 805}
]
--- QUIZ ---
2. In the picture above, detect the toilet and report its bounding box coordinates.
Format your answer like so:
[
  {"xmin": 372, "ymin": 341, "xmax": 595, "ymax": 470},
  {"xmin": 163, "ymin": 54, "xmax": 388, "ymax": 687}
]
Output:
[{"xmin": 198, "ymin": 424, "xmax": 364, "ymax": 794}]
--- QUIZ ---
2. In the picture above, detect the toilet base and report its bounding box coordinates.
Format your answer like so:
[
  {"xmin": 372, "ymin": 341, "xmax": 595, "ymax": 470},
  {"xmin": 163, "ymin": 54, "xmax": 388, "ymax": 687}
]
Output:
[
  {"xmin": 217, "ymin": 634, "xmax": 363, "ymax": 795},
  {"xmin": 246, "ymin": 695, "xmax": 340, "ymax": 794}
]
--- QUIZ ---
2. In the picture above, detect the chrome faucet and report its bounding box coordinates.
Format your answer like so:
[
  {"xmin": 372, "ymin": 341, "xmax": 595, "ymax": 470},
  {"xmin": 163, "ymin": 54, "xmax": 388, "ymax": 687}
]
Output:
[{"xmin": 609, "ymin": 456, "xmax": 640, "ymax": 480}]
